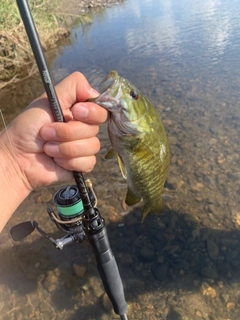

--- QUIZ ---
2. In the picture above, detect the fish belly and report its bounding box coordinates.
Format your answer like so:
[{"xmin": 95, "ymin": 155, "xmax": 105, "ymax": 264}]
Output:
[{"xmin": 112, "ymin": 128, "xmax": 170, "ymax": 221}]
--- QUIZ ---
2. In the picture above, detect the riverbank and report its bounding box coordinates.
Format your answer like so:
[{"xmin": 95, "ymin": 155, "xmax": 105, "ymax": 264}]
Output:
[{"xmin": 0, "ymin": 0, "xmax": 123, "ymax": 89}]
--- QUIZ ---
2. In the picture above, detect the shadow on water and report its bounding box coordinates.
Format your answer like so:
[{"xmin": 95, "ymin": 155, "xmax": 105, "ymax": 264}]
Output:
[{"xmin": 1, "ymin": 205, "xmax": 240, "ymax": 319}]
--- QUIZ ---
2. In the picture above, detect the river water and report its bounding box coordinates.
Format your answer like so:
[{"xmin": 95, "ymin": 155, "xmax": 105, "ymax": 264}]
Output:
[{"xmin": 1, "ymin": 0, "xmax": 240, "ymax": 319}]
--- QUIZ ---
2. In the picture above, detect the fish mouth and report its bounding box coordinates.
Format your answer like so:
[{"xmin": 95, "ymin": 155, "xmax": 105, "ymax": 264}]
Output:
[
  {"xmin": 88, "ymin": 70, "xmax": 119, "ymax": 111},
  {"xmin": 97, "ymin": 70, "xmax": 117, "ymax": 93}
]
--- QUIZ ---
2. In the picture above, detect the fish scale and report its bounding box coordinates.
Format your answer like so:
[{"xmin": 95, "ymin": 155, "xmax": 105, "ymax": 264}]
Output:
[{"xmin": 92, "ymin": 70, "xmax": 170, "ymax": 222}]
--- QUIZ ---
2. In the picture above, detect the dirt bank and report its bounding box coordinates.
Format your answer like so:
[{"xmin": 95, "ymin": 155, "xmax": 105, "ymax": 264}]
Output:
[
  {"xmin": 60, "ymin": 0, "xmax": 124, "ymax": 15},
  {"xmin": 0, "ymin": 0, "xmax": 123, "ymax": 89}
]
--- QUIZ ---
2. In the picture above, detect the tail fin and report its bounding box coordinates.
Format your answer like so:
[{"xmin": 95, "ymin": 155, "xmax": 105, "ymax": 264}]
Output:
[{"xmin": 141, "ymin": 198, "xmax": 163, "ymax": 222}]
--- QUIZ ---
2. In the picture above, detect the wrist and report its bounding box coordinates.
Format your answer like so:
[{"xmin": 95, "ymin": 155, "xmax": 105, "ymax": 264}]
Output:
[{"xmin": 0, "ymin": 134, "xmax": 31, "ymax": 232}]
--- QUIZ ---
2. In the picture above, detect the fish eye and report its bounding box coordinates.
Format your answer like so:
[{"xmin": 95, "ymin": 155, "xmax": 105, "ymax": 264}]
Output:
[{"xmin": 130, "ymin": 90, "xmax": 139, "ymax": 100}]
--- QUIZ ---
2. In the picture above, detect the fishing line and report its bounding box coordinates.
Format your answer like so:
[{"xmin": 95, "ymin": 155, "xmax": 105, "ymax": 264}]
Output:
[{"xmin": 0, "ymin": 109, "xmax": 15, "ymax": 156}]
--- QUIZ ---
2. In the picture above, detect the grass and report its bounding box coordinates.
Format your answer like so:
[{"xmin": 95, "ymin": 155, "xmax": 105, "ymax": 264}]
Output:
[{"xmin": 0, "ymin": 0, "xmax": 69, "ymax": 88}]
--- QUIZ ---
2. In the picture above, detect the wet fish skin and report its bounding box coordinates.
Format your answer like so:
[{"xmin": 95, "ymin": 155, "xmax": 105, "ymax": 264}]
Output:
[{"xmin": 93, "ymin": 70, "xmax": 170, "ymax": 221}]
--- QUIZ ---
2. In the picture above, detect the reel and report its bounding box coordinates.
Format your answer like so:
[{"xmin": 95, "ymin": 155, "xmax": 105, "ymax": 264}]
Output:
[{"xmin": 10, "ymin": 179, "xmax": 97, "ymax": 250}]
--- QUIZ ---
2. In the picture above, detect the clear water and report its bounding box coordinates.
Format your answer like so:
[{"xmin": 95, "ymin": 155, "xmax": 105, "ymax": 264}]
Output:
[{"xmin": 1, "ymin": 0, "xmax": 240, "ymax": 319}]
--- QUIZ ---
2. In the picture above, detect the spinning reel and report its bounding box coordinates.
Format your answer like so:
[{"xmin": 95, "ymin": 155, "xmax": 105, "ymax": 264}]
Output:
[{"xmin": 11, "ymin": 180, "xmax": 95, "ymax": 249}]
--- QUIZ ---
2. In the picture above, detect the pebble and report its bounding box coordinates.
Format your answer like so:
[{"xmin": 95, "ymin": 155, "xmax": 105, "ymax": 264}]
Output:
[
  {"xmin": 165, "ymin": 176, "xmax": 179, "ymax": 190},
  {"xmin": 127, "ymin": 278, "xmax": 145, "ymax": 288},
  {"xmin": 231, "ymin": 210, "xmax": 240, "ymax": 227},
  {"xmin": 228, "ymin": 172, "xmax": 240, "ymax": 181},
  {"xmin": 166, "ymin": 307, "xmax": 183, "ymax": 320},
  {"xmin": 168, "ymin": 136, "xmax": 178, "ymax": 145},
  {"xmin": 91, "ymin": 282, "xmax": 104, "ymax": 298},
  {"xmin": 201, "ymin": 283, "xmax": 217, "ymax": 298},
  {"xmin": 226, "ymin": 302, "xmax": 235, "ymax": 310},
  {"xmin": 37, "ymin": 189, "xmax": 53, "ymax": 203},
  {"xmin": 206, "ymin": 204, "xmax": 219, "ymax": 217},
  {"xmin": 0, "ymin": 301, "xmax": 4, "ymax": 312},
  {"xmin": 203, "ymin": 176, "xmax": 216, "ymax": 185},
  {"xmin": 43, "ymin": 270, "xmax": 59, "ymax": 292},
  {"xmin": 220, "ymin": 293, "xmax": 229, "ymax": 303},
  {"xmin": 73, "ymin": 264, "xmax": 86, "ymax": 278},
  {"xmin": 201, "ymin": 265, "xmax": 219, "ymax": 280},
  {"xmin": 208, "ymin": 138, "xmax": 217, "ymax": 145},
  {"xmin": 152, "ymin": 263, "xmax": 168, "ymax": 281},
  {"xmin": 139, "ymin": 243, "xmax": 155, "ymax": 261},
  {"xmin": 207, "ymin": 239, "xmax": 219, "ymax": 261},
  {"xmin": 195, "ymin": 310, "xmax": 203, "ymax": 317},
  {"xmin": 102, "ymin": 293, "xmax": 112, "ymax": 312},
  {"xmin": 120, "ymin": 253, "xmax": 134, "ymax": 266}
]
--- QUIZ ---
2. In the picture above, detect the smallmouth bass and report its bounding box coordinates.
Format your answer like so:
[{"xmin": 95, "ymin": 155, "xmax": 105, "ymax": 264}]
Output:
[{"xmin": 91, "ymin": 70, "xmax": 170, "ymax": 221}]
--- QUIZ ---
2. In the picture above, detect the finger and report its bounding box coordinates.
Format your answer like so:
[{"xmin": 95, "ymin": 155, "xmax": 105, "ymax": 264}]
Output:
[
  {"xmin": 31, "ymin": 72, "xmax": 99, "ymax": 124},
  {"xmin": 43, "ymin": 137, "xmax": 100, "ymax": 158},
  {"xmin": 40, "ymin": 121, "xmax": 99, "ymax": 142},
  {"xmin": 54, "ymin": 155, "xmax": 97, "ymax": 173},
  {"xmin": 71, "ymin": 102, "xmax": 109, "ymax": 124},
  {"xmin": 53, "ymin": 72, "xmax": 99, "ymax": 110}
]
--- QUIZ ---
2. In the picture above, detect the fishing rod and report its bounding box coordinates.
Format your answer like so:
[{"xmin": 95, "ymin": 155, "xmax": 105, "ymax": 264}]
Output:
[{"xmin": 10, "ymin": 0, "xmax": 128, "ymax": 319}]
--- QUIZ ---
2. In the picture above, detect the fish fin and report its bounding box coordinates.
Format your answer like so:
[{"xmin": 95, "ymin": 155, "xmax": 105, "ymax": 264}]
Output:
[
  {"xmin": 105, "ymin": 150, "xmax": 127, "ymax": 179},
  {"xmin": 105, "ymin": 148, "xmax": 116, "ymax": 159},
  {"xmin": 141, "ymin": 140, "xmax": 156, "ymax": 157},
  {"xmin": 141, "ymin": 198, "xmax": 163, "ymax": 223},
  {"xmin": 117, "ymin": 155, "xmax": 127, "ymax": 179},
  {"xmin": 125, "ymin": 187, "xmax": 141, "ymax": 206}
]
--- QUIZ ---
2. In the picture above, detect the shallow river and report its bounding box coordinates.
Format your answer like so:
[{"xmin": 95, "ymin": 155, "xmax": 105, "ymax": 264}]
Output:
[{"xmin": 1, "ymin": 0, "xmax": 240, "ymax": 319}]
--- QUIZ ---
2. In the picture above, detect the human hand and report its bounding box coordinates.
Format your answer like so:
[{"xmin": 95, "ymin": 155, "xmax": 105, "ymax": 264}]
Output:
[{"xmin": 0, "ymin": 72, "xmax": 108, "ymax": 193}]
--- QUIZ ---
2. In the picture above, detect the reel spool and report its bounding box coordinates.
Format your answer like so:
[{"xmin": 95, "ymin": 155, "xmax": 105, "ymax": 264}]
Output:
[
  {"xmin": 53, "ymin": 185, "xmax": 84, "ymax": 221},
  {"xmin": 48, "ymin": 181, "xmax": 97, "ymax": 238}
]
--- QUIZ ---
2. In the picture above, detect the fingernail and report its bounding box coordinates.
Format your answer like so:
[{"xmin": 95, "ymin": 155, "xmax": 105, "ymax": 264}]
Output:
[
  {"xmin": 41, "ymin": 127, "xmax": 56, "ymax": 140},
  {"xmin": 54, "ymin": 157, "xmax": 63, "ymax": 164},
  {"xmin": 44, "ymin": 143, "xmax": 59, "ymax": 156},
  {"xmin": 89, "ymin": 87, "xmax": 99, "ymax": 97},
  {"xmin": 77, "ymin": 105, "xmax": 89, "ymax": 119}
]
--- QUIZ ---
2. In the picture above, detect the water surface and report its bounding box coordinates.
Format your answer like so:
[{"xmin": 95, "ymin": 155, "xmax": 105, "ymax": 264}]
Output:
[{"xmin": 1, "ymin": 0, "xmax": 240, "ymax": 319}]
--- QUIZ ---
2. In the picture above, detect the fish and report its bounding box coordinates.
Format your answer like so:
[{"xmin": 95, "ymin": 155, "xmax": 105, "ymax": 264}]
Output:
[{"xmin": 91, "ymin": 70, "xmax": 170, "ymax": 222}]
